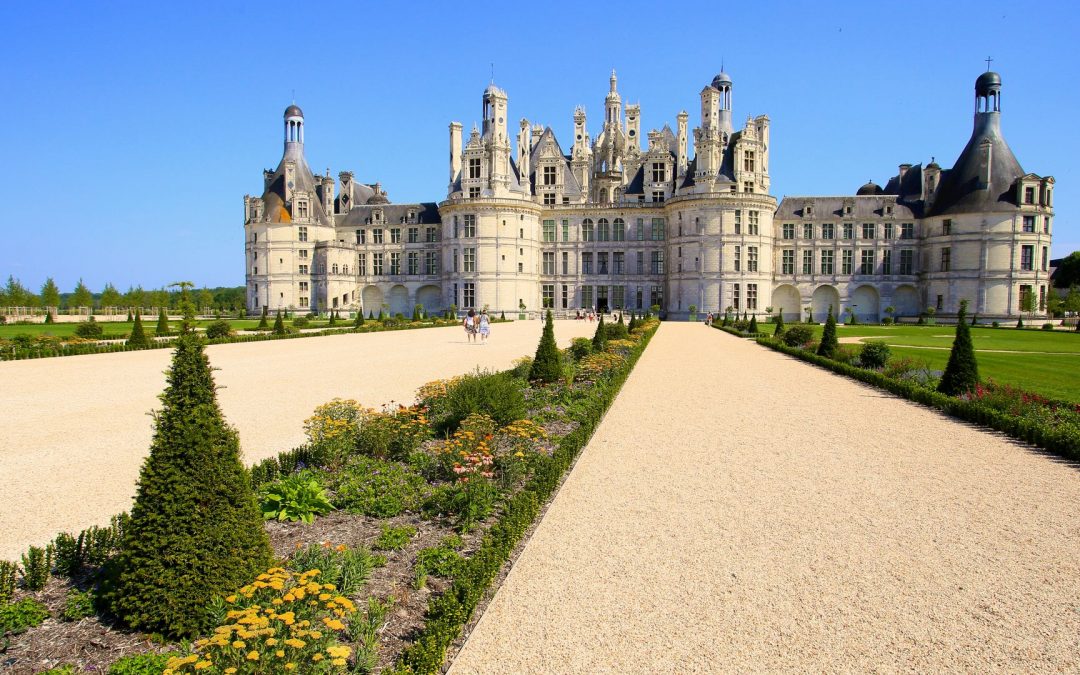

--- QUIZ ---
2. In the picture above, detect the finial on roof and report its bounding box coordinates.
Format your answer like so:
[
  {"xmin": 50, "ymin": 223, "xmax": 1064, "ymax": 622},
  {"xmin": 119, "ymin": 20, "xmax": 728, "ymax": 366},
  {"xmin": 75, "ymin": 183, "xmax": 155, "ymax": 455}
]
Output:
[
  {"xmin": 610, "ymin": 69, "xmax": 617, "ymax": 92},
  {"xmin": 985, "ymin": 56, "xmax": 993, "ymax": 71}
]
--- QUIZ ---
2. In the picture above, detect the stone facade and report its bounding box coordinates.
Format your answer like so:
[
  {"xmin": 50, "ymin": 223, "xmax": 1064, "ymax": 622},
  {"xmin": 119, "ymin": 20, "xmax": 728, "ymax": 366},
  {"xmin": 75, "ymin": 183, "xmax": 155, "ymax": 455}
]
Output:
[{"xmin": 244, "ymin": 70, "xmax": 1054, "ymax": 321}]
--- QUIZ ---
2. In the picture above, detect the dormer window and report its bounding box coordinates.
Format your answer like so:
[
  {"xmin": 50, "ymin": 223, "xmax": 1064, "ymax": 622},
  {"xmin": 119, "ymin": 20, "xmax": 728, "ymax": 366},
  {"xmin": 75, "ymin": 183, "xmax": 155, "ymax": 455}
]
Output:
[
  {"xmin": 373, "ymin": 210, "xmax": 382, "ymax": 223},
  {"xmin": 468, "ymin": 158, "xmax": 481, "ymax": 179},
  {"xmin": 543, "ymin": 166, "xmax": 557, "ymax": 185},
  {"xmin": 1024, "ymin": 186, "xmax": 1035, "ymax": 205},
  {"xmin": 885, "ymin": 205, "xmax": 893, "ymax": 215},
  {"xmin": 295, "ymin": 200, "xmax": 309, "ymax": 219},
  {"xmin": 652, "ymin": 163, "xmax": 666, "ymax": 183},
  {"xmin": 844, "ymin": 205, "xmax": 852, "ymax": 215}
]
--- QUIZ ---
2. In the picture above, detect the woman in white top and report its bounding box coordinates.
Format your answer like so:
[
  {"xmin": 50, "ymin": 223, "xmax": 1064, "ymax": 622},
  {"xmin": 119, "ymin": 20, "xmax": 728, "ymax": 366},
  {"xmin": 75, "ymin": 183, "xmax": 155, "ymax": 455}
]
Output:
[{"xmin": 478, "ymin": 309, "xmax": 491, "ymax": 343}]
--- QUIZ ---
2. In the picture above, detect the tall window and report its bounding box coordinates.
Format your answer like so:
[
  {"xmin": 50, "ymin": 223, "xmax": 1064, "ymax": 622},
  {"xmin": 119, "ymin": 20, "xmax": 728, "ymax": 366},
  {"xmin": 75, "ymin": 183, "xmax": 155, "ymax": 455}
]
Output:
[
  {"xmin": 543, "ymin": 166, "xmax": 557, "ymax": 185},
  {"xmin": 1020, "ymin": 245, "xmax": 1034, "ymax": 271},
  {"xmin": 743, "ymin": 151, "xmax": 755, "ymax": 172},
  {"xmin": 468, "ymin": 158, "xmax": 481, "ymax": 179},
  {"xmin": 358, "ymin": 253, "xmax": 366, "ymax": 276},
  {"xmin": 782, "ymin": 249, "xmax": 795, "ymax": 274},
  {"xmin": 747, "ymin": 246, "xmax": 758, "ymax": 272},
  {"xmin": 598, "ymin": 252, "xmax": 609, "ymax": 274},
  {"xmin": 941, "ymin": 247, "xmax": 952, "ymax": 272},
  {"xmin": 463, "ymin": 282, "xmax": 475, "ymax": 308},
  {"xmin": 1022, "ymin": 215, "xmax": 1036, "ymax": 233},
  {"xmin": 747, "ymin": 284, "xmax": 758, "ymax": 310},
  {"xmin": 542, "ymin": 284, "xmax": 554, "ymax": 308},
  {"xmin": 613, "ymin": 252, "xmax": 625, "ymax": 275},
  {"xmin": 821, "ymin": 250, "xmax": 834, "ymax": 275},
  {"xmin": 562, "ymin": 220, "xmax": 570, "ymax": 241},
  {"xmin": 822, "ymin": 223, "xmax": 835, "ymax": 239},
  {"xmin": 295, "ymin": 201, "xmax": 308, "ymax": 219},
  {"xmin": 543, "ymin": 252, "xmax": 555, "ymax": 275},
  {"xmin": 884, "ymin": 223, "xmax": 894, "ymax": 240},
  {"xmin": 613, "ymin": 218, "xmax": 626, "ymax": 241},
  {"xmin": 942, "ymin": 219, "xmax": 952, "ymax": 235},
  {"xmin": 653, "ymin": 191, "xmax": 665, "ymax": 203},
  {"xmin": 582, "ymin": 219, "xmax": 595, "ymax": 241},
  {"xmin": 1042, "ymin": 246, "xmax": 1049, "ymax": 272},
  {"xmin": 900, "ymin": 222, "xmax": 914, "ymax": 239},
  {"xmin": 637, "ymin": 251, "xmax": 644, "ymax": 275},
  {"xmin": 1024, "ymin": 186, "xmax": 1035, "ymax": 204},
  {"xmin": 1044, "ymin": 216, "xmax": 1051, "ymax": 234},
  {"xmin": 802, "ymin": 249, "xmax": 813, "ymax": 274},
  {"xmin": 651, "ymin": 218, "xmax": 665, "ymax": 240},
  {"xmin": 372, "ymin": 252, "xmax": 383, "ymax": 275},
  {"xmin": 734, "ymin": 210, "xmax": 742, "ymax": 234},
  {"xmin": 842, "ymin": 249, "xmax": 853, "ymax": 274},
  {"xmin": 426, "ymin": 226, "xmax": 438, "ymax": 242},
  {"xmin": 543, "ymin": 220, "xmax": 556, "ymax": 242},
  {"xmin": 882, "ymin": 250, "xmax": 892, "ymax": 275},
  {"xmin": 407, "ymin": 251, "xmax": 418, "ymax": 275},
  {"xmin": 651, "ymin": 285, "xmax": 664, "ymax": 309},
  {"xmin": 424, "ymin": 251, "xmax": 438, "ymax": 275},
  {"xmin": 372, "ymin": 229, "xmax": 384, "ymax": 244},
  {"xmin": 598, "ymin": 218, "xmax": 610, "ymax": 241},
  {"xmin": 782, "ymin": 224, "xmax": 795, "ymax": 239},
  {"xmin": 842, "ymin": 223, "xmax": 853, "ymax": 240},
  {"xmin": 582, "ymin": 253, "xmax": 593, "ymax": 274},
  {"xmin": 391, "ymin": 228, "xmax": 401, "ymax": 244},
  {"xmin": 581, "ymin": 285, "xmax": 593, "ymax": 309},
  {"xmin": 803, "ymin": 223, "xmax": 814, "ymax": 239},
  {"xmin": 748, "ymin": 211, "xmax": 759, "ymax": 235},
  {"xmin": 463, "ymin": 215, "xmax": 476, "ymax": 237},
  {"xmin": 298, "ymin": 226, "xmax": 308, "ymax": 242},
  {"xmin": 612, "ymin": 286, "xmax": 625, "ymax": 309},
  {"xmin": 733, "ymin": 283, "xmax": 740, "ymax": 310},
  {"xmin": 860, "ymin": 249, "xmax": 875, "ymax": 274},
  {"xmin": 562, "ymin": 285, "xmax": 569, "ymax": 309},
  {"xmin": 862, "ymin": 223, "xmax": 876, "ymax": 239},
  {"xmin": 562, "ymin": 251, "xmax": 569, "ymax": 275},
  {"xmin": 298, "ymin": 264, "xmax": 308, "ymax": 275},
  {"xmin": 463, "ymin": 248, "xmax": 476, "ymax": 272},
  {"xmin": 407, "ymin": 227, "xmax": 419, "ymax": 243},
  {"xmin": 356, "ymin": 229, "xmax": 365, "ymax": 244},
  {"xmin": 734, "ymin": 245, "xmax": 741, "ymax": 272},
  {"xmin": 899, "ymin": 249, "xmax": 914, "ymax": 275},
  {"xmin": 650, "ymin": 162, "xmax": 667, "ymax": 183},
  {"xmin": 389, "ymin": 252, "xmax": 401, "ymax": 275},
  {"xmin": 636, "ymin": 218, "xmax": 645, "ymax": 240},
  {"xmin": 650, "ymin": 250, "xmax": 665, "ymax": 274}
]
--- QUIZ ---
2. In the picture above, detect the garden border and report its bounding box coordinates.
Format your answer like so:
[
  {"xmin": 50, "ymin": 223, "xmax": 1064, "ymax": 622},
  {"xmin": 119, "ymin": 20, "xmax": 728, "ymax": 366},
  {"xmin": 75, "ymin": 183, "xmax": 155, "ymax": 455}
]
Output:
[{"xmin": 754, "ymin": 336, "xmax": 1080, "ymax": 461}]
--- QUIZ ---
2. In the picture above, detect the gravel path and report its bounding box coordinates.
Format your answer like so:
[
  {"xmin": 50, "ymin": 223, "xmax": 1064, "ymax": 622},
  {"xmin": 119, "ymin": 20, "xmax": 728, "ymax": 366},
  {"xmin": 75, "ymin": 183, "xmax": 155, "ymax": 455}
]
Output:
[
  {"xmin": 449, "ymin": 323, "xmax": 1080, "ymax": 673},
  {"xmin": 0, "ymin": 320, "xmax": 597, "ymax": 560}
]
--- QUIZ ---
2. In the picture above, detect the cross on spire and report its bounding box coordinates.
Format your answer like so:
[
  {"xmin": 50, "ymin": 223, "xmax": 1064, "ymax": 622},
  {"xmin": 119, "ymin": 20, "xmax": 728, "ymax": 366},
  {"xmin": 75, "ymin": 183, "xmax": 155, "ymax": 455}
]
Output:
[{"xmin": 985, "ymin": 56, "xmax": 993, "ymax": 71}]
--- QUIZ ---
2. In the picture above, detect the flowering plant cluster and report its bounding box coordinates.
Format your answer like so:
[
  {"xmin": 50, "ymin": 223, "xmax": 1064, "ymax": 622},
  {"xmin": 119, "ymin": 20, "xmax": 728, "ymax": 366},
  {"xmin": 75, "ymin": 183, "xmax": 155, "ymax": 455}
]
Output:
[
  {"xmin": 960, "ymin": 380, "xmax": 1080, "ymax": 429},
  {"xmin": 164, "ymin": 567, "xmax": 355, "ymax": 674},
  {"xmin": 304, "ymin": 399, "xmax": 365, "ymax": 449},
  {"xmin": 358, "ymin": 403, "xmax": 431, "ymax": 460},
  {"xmin": 575, "ymin": 351, "xmax": 626, "ymax": 382}
]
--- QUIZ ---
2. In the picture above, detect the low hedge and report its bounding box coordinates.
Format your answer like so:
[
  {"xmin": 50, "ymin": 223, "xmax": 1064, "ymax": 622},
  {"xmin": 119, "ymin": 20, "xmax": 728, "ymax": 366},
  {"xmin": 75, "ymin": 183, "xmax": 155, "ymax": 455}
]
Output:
[
  {"xmin": 756, "ymin": 337, "xmax": 1080, "ymax": 461},
  {"xmin": 391, "ymin": 323, "xmax": 658, "ymax": 674},
  {"xmin": 712, "ymin": 324, "xmax": 767, "ymax": 339}
]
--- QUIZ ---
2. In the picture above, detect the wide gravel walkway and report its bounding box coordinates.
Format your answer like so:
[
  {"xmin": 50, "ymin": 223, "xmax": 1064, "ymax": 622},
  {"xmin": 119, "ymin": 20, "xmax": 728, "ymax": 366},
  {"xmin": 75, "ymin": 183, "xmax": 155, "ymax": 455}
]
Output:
[
  {"xmin": 450, "ymin": 322, "xmax": 1080, "ymax": 673},
  {"xmin": 0, "ymin": 320, "xmax": 596, "ymax": 559}
]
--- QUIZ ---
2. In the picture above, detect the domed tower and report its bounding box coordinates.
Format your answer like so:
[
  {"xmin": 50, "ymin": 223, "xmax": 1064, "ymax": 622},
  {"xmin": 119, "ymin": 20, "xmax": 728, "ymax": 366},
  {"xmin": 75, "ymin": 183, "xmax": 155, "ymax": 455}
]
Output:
[
  {"xmin": 710, "ymin": 71, "xmax": 733, "ymax": 136},
  {"xmin": 284, "ymin": 104, "xmax": 304, "ymax": 160}
]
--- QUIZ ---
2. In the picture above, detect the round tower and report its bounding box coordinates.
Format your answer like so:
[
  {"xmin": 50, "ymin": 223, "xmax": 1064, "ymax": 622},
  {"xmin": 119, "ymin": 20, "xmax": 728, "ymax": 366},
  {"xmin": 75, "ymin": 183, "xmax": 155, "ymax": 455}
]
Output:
[{"xmin": 284, "ymin": 104, "xmax": 304, "ymax": 159}]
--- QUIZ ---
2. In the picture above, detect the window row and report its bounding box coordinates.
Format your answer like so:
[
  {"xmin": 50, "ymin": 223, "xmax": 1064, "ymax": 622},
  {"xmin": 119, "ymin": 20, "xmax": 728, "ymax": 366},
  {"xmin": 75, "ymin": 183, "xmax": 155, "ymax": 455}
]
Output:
[
  {"xmin": 780, "ymin": 222, "xmax": 915, "ymax": 241},
  {"xmin": 777, "ymin": 248, "xmax": 916, "ymax": 276},
  {"xmin": 355, "ymin": 226, "xmax": 440, "ymax": 245},
  {"xmin": 355, "ymin": 252, "xmax": 439, "ymax": 276}
]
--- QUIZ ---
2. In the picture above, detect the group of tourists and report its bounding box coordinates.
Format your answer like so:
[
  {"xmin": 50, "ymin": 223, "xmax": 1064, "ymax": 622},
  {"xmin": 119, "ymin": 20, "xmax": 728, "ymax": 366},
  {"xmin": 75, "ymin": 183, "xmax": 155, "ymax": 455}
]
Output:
[{"xmin": 463, "ymin": 308, "xmax": 491, "ymax": 344}]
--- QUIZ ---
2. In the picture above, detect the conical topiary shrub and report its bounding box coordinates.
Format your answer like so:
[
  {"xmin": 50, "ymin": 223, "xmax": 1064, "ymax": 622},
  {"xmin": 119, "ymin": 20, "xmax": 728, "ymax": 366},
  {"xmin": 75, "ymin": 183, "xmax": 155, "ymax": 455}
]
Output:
[
  {"xmin": 44, "ymin": 311, "xmax": 54, "ymax": 324},
  {"xmin": 126, "ymin": 310, "xmax": 133, "ymax": 323},
  {"xmin": 126, "ymin": 311, "xmax": 149, "ymax": 348},
  {"xmin": 329, "ymin": 310, "xmax": 337, "ymax": 326},
  {"xmin": 938, "ymin": 300, "xmax": 980, "ymax": 396},
  {"xmin": 748, "ymin": 315, "xmax": 758, "ymax": 334},
  {"xmin": 628, "ymin": 313, "xmax": 638, "ymax": 332},
  {"xmin": 1016, "ymin": 317, "xmax": 1024, "ymax": 329},
  {"xmin": 272, "ymin": 310, "xmax": 286, "ymax": 335},
  {"xmin": 256, "ymin": 306, "xmax": 268, "ymax": 330},
  {"xmin": 155, "ymin": 308, "xmax": 169, "ymax": 336},
  {"xmin": 592, "ymin": 314, "xmax": 607, "ymax": 351},
  {"xmin": 773, "ymin": 312, "xmax": 785, "ymax": 337},
  {"xmin": 817, "ymin": 306, "xmax": 838, "ymax": 358},
  {"xmin": 354, "ymin": 310, "xmax": 365, "ymax": 328},
  {"xmin": 103, "ymin": 333, "xmax": 271, "ymax": 637},
  {"xmin": 529, "ymin": 310, "xmax": 562, "ymax": 383}
]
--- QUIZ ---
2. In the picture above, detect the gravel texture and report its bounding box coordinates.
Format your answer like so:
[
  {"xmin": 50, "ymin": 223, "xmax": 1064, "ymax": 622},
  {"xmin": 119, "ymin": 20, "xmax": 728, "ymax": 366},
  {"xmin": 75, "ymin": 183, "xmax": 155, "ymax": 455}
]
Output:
[
  {"xmin": 0, "ymin": 320, "xmax": 597, "ymax": 560},
  {"xmin": 449, "ymin": 323, "xmax": 1080, "ymax": 673}
]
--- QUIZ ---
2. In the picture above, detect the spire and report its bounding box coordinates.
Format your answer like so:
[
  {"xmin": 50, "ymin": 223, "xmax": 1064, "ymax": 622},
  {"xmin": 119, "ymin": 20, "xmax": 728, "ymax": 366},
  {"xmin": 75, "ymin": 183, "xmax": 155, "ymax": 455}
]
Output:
[
  {"xmin": 610, "ymin": 69, "xmax": 617, "ymax": 93},
  {"xmin": 283, "ymin": 104, "xmax": 305, "ymax": 160}
]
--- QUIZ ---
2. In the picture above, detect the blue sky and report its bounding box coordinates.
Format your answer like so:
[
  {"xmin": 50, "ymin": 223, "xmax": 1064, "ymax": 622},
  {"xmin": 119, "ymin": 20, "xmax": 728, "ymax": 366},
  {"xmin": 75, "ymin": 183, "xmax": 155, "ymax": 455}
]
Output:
[{"xmin": 2, "ymin": 0, "xmax": 1076, "ymax": 292}]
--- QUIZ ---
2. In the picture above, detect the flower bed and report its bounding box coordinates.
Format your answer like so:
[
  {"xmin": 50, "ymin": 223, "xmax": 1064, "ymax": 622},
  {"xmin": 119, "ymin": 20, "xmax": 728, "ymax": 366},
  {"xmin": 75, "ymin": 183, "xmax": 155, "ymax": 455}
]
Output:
[
  {"xmin": 0, "ymin": 318, "xmax": 659, "ymax": 673},
  {"xmin": 756, "ymin": 337, "xmax": 1080, "ymax": 461}
]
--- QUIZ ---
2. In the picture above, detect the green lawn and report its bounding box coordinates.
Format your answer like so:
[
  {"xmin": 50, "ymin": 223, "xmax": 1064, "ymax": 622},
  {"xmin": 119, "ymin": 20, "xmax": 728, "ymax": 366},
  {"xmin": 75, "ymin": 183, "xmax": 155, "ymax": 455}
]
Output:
[
  {"xmin": 0, "ymin": 318, "xmax": 278, "ymax": 339},
  {"xmin": 792, "ymin": 323, "xmax": 1080, "ymax": 401}
]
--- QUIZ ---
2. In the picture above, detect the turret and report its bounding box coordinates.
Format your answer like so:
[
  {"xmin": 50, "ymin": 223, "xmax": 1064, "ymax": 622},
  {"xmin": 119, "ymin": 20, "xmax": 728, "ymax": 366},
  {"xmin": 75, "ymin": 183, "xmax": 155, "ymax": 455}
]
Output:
[
  {"xmin": 284, "ymin": 104, "xmax": 304, "ymax": 160},
  {"xmin": 449, "ymin": 121, "xmax": 462, "ymax": 188},
  {"xmin": 676, "ymin": 111, "xmax": 688, "ymax": 177},
  {"xmin": 605, "ymin": 69, "xmax": 622, "ymax": 126},
  {"xmin": 625, "ymin": 103, "xmax": 641, "ymax": 151},
  {"xmin": 712, "ymin": 71, "xmax": 733, "ymax": 135},
  {"xmin": 518, "ymin": 119, "xmax": 531, "ymax": 194}
]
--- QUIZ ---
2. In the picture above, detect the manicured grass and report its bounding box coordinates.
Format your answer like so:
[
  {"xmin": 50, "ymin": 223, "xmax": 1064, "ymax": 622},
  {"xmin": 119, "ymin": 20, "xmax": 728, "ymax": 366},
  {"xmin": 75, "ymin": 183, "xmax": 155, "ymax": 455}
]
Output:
[
  {"xmin": 1, "ymin": 318, "xmax": 276, "ymax": 339},
  {"xmin": 785, "ymin": 323, "xmax": 1080, "ymax": 401}
]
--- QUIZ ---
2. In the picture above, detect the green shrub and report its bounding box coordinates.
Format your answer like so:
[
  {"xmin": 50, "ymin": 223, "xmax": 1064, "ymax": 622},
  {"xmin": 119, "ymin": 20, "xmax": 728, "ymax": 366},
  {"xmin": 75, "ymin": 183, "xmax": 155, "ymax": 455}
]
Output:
[
  {"xmin": 529, "ymin": 310, "xmax": 563, "ymax": 384},
  {"xmin": 748, "ymin": 315, "xmax": 758, "ymax": 333},
  {"xmin": 416, "ymin": 545, "xmax": 463, "ymax": 578},
  {"xmin": 126, "ymin": 312, "xmax": 149, "ymax": 348},
  {"xmin": 40, "ymin": 666, "xmax": 77, "ymax": 675},
  {"xmin": 204, "ymin": 319, "xmax": 232, "ymax": 340},
  {"xmin": 354, "ymin": 311, "xmax": 365, "ymax": 327},
  {"xmin": 288, "ymin": 542, "xmax": 379, "ymax": 595},
  {"xmin": 938, "ymin": 300, "xmax": 979, "ymax": 396},
  {"xmin": 569, "ymin": 337, "xmax": 592, "ymax": 360},
  {"xmin": 272, "ymin": 310, "xmax": 286, "ymax": 335},
  {"xmin": 0, "ymin": 598, "xmax": 50, "ymax": 635},
  {"xmin": 859, "ymin": 341, "xmax": 891, "ymax": 370},
  {"xmin": 434, "ymin": 370, "xmax": 526, "ymax": 434},
  {"xmin": 592, "ymin": 314, "xmax": 608, "ymax": 351},
  {"xmin": 101, "ymin": 334, "xmax": 271, "ymax": 638},
  {"xmin": 0, "ymin": 560, "xmax": 16, "ymax": 603},
  {"xmin": 328, "ymin": 456, "xmax": 430, "ymax": 517},
  {"xmin": 74, "ymin": 317, "xmax": 104, "ymax": 339},
  {"xmin": 817, "ymin": 306, "xmax": 838, "ymax": 358},
  {"xmin": 20, "ymin": 545, "xmax": 52, "ymax": 591},
  {"xmin": 781, "ymin": 324, "xmax": 814, "ymax": 348},
  {"xmin": 1042, "ymin": 322, "xmax": 1054, "ymax": 331},
  {"xmin": 292, "ymin": 315, "xmax": 310, "ymax": 328},
  {"xmin": 374, "ymin": 524, "xmax": 417, "ymax": 551},
  {"xmin": 259, "ymin": 471, "xmax": 334, "ymax": 523},
  {"xmin": 107, "ymin": 652, "xmax": 179, "ymax": 675},
  {"xmin": 831, "ymin": 344, "xmax": 859, "ymax": 365},
  {"xmin": 882, "ymin": 317, "xmax": 894, "ymax": 325},
  {"xmin": 53, "ymin": 513, "xmax": 128, "ymax": 577},
  {"xmin": 156, "ymin": 307, "xmax": 171, "ymax": 336},
  {"xmin": 446, "ymin": 476, "xmax": 499, "ymax": 532},
  {"xmin": 60, "ymin": 588, "xmax": 96, "ymax": 621},
  {"xmin": 604, "ymin": 316, "xmax": 629, "ymax": 341},
  {"xmin": 992, "ymin": 321, "xmax": 1000, "ymax": 328},
  {"xmin": 773, "ymin": 313, "xmax": 785, "ymax": 336}
]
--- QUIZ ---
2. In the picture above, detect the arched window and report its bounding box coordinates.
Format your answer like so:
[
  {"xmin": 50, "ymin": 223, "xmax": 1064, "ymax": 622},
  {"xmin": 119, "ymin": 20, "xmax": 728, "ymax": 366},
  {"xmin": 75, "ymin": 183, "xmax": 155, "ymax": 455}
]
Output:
[
  {"xmin": 582, "ymin": 219, "xmax": 595, "ymax": 242},
  {"xmin": 597, "ymin": 218, "xmax": 610, "ymax": 242},
  {"xmin": 613, "ymin": 218, "xmax": 625, "ymax": 241}
]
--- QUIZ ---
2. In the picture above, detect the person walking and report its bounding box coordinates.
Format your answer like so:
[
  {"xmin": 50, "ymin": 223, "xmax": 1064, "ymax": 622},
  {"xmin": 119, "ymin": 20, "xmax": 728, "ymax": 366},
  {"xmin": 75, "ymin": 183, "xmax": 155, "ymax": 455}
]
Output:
[
  {"xmin": 464, "ymin": 308, "xmax": 477, "ymax": 343},
  {"xmin": 479, "ymin": 309, "xmax": 491, "ymax": 344}
]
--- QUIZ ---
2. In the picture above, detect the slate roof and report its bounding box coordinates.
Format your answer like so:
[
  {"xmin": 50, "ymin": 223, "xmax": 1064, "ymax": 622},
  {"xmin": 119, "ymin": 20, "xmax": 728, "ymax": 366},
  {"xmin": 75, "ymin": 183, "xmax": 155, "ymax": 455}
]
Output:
[
  {"xmin": 928, "ymin": 112, "xmax": 1024, "ymax": 216},
  {"xmin": 775, "ymin": 196, "xmax": 917, "ymax": 220}
]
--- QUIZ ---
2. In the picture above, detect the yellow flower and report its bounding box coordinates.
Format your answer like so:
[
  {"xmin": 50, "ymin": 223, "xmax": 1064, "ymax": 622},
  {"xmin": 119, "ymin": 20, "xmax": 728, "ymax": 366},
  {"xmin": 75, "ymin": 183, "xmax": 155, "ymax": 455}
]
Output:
[
  {"xmin": 265, "ymin": 637, "xmax": 278, "ymax": 646},
  {"xmin": 232, "ymin": 640, "xmax": 246, "ymax": 649},
  {"xmin": 194, "ymin": 661, "xmax": 212, "ymax": 671},
  {"xmin": 246, "ymin": 651, "xmax": 260, "ymax": 661},
  {"xmin": 285, "ymin": 638, "xmax": 306, "ymax": 648},
  {"xmin": 323, "ymin": 618, "xmax": 346, "ymax": 631},
  {"xmin": 327, "ymin": 645, "xmax": 352, "ymax": 658},
  {"xmin": 276, "ymin": 650, "xmax": 286, "ymax": 658},
  {"xmin": 272, "ymin": 598, "xmax": 283, "ymax": 605},
  {"xmin": 332, "ymin": 658, "xmax": 347, "ymax": 667},
  {"xmin": 312, "ymin": 653, "xmax": 325, "ymax": 662},
  {"xmin": 284, "ymin": 664, "xmax": 297, "ymax": 671},
  {"xmin": 225, "ymin": 595, "xmax": 237, "ymax": 603},
  {"xmin": 224, "ymin": 669, "xmax": 237, "ymax": 675}
]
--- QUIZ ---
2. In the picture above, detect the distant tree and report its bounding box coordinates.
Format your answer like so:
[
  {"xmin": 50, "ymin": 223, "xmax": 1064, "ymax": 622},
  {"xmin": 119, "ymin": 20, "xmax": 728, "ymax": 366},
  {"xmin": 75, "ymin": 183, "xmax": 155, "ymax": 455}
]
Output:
[
  {"xmin": 127, "ymin": 311, "xmax": 149, "ymax": 348},
  {"xmin": 70, "ymin": 279, "xmax": 93, "ymax": 310},
  {"xmin": 817, "ymin": 306, "xmax": 839, "ymax": 358},
  {"xmin": 528, "ymin": 310, "xmax": 562, "ymax": 383},
  {"xmin": 328, "ymin": 310, "xmax": 337, "ymax": 326},
  {"xmin": 1019, "ymin": 286, "xmax": 1036, "ymax": 320},
  {"xmin": 40, "ymin": 278, "xmax": 61, "ymax": 309},
  {"xmin": 155, "ymin": 307, "xmax": 170, "ymax": 336},
  {"xmin": 124, "ymin": 285, "xmax": 148, "ymax": 310},
  {"xmin": 197, "ymin": 288, "xmax": 214, "ymax": 313},
  {"xmin": 5, "ymin": 276, "xmax": 33, "ymax": 307},
  {"xmin": 938, "ymin": 300, "xmax": 979, "ymax": 396},
  {"xmin": 100, "ymin": 283, "xmax": 123, "ymax": 309},
  {"xmin": 1052, "ymin": 251, "xmax": 1080, "ymax": 288},
  {"xmin": 272, "ymin": 310, "xmax": 286, "ymax": 335},
  {"xmin": 149, "ymin": 288, "xmax": 170, "ymax": 310},
  {"xmin": 1046, "ymin": 292, "xmax": 1063, "ymax": 318},
  {"xmin": 1064, "ymin": 285, "xmax": 1080, "ymax": 314}
]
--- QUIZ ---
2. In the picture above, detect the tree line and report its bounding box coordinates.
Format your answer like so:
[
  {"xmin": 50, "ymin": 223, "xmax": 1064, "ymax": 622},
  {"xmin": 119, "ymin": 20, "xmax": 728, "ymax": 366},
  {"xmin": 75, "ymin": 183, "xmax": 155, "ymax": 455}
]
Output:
[{"xmin": 1, "ymin": 276, "xmax": 246, "ymax": 311}]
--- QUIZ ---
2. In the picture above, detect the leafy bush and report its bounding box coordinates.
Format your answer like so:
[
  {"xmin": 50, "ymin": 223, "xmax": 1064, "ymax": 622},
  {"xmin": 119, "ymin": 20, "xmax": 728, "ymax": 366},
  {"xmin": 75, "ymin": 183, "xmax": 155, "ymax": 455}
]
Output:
[
  {"xmin": 882, "ymin": 317, "xmax": 894, "ymax": 325},
  {"xmin": 166, "ymin": 567, "xmax": 355, "ymax": 673},
  {"xmin": 101, "ymin": 334, "xmax": 271, "ymax": 638},
  {"xmin": 292, "ymin": 315, "xmax": 310, "ymax": 328},
  {"xmin": 781, "ymin": 324, "xmax": 814, "ymax": 348},
  {"xmin": 260, "ymin": 472, "xmax": 335, "ymax": 523},
  {"xmin": 374, "ymin": 524, "xmax": 417, "ymax": 551},
  {"xmin": 0, "ymin": 598, "xmax": 50, "ymax": 635},
  {"xmin": 288, "ymin": 542, "xmax": 380, "ymax": 595},
  {"xmin": 156, "ymin": 308, "xmax": 171, "ymax": 336},
  {"xmin": 74, "ymin": 317, "xmax": 104, "ymax": 339},
  {"xmin": 416, "ymin": 545, "xmax": 463, "ymax": 578},
  {"xmin": 204, "ymin": 319, "xmax": 233, "ymax": 340},
  {"xmin": 575, "ymin": 351, "xmax": 626, "ymax": 382},
  {"xmin": 107, "ymin": 652, "xmax": 178, "ymax": 675},
  {"xmin": 327, "ymin": 456, "xmax": 430, "ymax": 517},
  {"xmin": 20, "ymin": 545, "xmax": 52, "ymax": 591},
  {"xmin": 40, "ymin": 666, "xmax": 77, "ymax": 675},
  {"xmin": 432, "ymin": 370, "xmax": 526, "ymax": 435},
  {"xmin": 569, "ymin": 337, "xmax": 592, "ymax": 360},
  {"xmin": 831, "ymin": 344, "xmax": 859, "ymax": 365},
  {"xmin": 604, "ymin": 318, "xmax": 629, "ymax": 341},
  {"xmin": 272, "ymin": 310, "xmax": 287, "ymax": 335},
  {"xmin": 357, "ymin": 405, "xmax": 431, "ymax": 461},
  {"xmin": 60, "ymin": 588, "xmax": 96, "ymax": 621},
  {"xmin": 591, "ymin": 314, "xmax": 608, "ymax": 351},
  {"xmin": 858, "ymin": 341, "xmax": 891, "ymax": 370},
  {"xmin": 1042, "ymin": 322, "xmax": 1054, "ymax": 331},
  {"xmin": 0, "ymin": 560, "xmax": 16, "ymax": 603},
  {"xmin": 53, "ymin": 513, "xmax": 129, "ymax": 577},
  {"xmin": 529, "ymin": 311, "xmax": 563, "ymax": 384}
]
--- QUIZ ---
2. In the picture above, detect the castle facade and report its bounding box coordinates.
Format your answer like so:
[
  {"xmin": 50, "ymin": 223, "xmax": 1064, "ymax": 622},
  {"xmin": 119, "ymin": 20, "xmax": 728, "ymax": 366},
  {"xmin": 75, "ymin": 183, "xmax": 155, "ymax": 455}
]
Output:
[{"xmin": 244, "ymin": 69, "xmax": 1054, "ymax": 321}]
